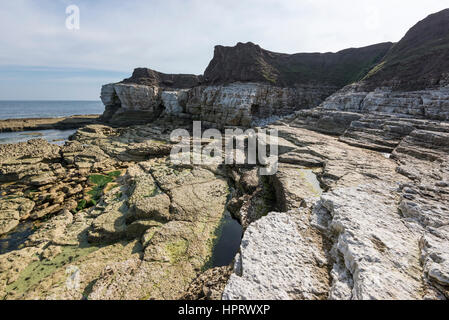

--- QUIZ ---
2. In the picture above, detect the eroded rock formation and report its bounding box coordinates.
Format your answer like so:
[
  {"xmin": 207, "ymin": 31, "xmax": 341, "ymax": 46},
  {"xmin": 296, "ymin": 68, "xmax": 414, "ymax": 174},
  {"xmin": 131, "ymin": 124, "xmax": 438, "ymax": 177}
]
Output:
[
  {"xmin": 0, "ymin": 122, "xmax": 237, "ymax": 299},
  {"xmin": 222, "ymin": 9, "xmax": 449, "ymax": 300},
  {"xmin": 223, "ymin": 121, "xmax": 449, "ymax": 300},
  {"xmin": 100, "ymin": 40, "xmax": 392, "ymax": 127}
]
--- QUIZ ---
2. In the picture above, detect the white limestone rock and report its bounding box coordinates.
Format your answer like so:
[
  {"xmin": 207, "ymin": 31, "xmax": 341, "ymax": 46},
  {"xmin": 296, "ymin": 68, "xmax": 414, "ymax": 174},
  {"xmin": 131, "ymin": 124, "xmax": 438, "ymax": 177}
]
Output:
[
  {"xmin": 161, "ymin": 90, "xmax": 188, "ymax": 114},
  {"xmin": 318, "ymin": 183, "xmax": 425, "ymax": 300},
  {"xmin": 186, "ymin": 83, "xmax": 334, "ymax": 128},
  {"xmin": 113, "ymin": 83, "xmax": 161, "ymax": 111},
  {"xmin": 101, "ymin": 81, "xmax": 335, "ymax": 127},
  {"xmin": 222, "ymin": 211, "xmax": 329, "ymax": 300},
  {"xmin": 317, "ymin": 84, "xmax": 367, "ymax": 112},
  {"xmin": 320, "ymin": 83, "xmax": 449, "ymax": 121},
  {"xmin": 224, "ymin": 179, "xmax": 444, "ymax": 300},
  {"xmin": 100, "ymin": 83, "xmax": 121, "ymax": 106},
  {"xmin": 420, "ymin": 226, "xmax": 449, "ymax": 294}
]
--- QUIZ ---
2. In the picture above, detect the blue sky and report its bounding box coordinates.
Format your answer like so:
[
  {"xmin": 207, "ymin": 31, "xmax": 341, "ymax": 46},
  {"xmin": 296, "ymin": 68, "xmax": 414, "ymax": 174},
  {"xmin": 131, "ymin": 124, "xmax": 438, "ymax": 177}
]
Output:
[{"xmin": 0, "ymin": 0, "xmax": 448, "ymax": 100}]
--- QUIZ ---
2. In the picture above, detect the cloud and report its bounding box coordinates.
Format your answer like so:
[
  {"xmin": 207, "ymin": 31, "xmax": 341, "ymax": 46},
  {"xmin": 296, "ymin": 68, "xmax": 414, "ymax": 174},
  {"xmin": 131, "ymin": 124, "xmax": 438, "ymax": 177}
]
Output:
[{"xmin": 0, "ymin": 0, "xmax": 448, "ymax": 99}]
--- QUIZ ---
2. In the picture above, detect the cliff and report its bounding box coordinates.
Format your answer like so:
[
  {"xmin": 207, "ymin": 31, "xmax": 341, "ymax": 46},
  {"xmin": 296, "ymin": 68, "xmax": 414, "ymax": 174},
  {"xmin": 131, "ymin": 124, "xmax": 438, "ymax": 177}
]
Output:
[
  {"xmin": 100, "ymin": 9, "xmax": 449, "ymax": 129},
  {"xmin": 362, "ymin": 9, "xmax": 449, "ymax": 91},
  {"xmin": 2, "ymin": 8, "xmax": 449, "ymax": 302},
  {"xmin": 101, "ymin": 41, "xmax": 393, "ymax": 127},
  {"xmin": 121, "ymin": 68, "xmax": 203, "ymax": 89},
  {"xmin": 291, "ymin": 8, "xmax": 449, "ymax": 142},
  {"xmin": 203, "ymin": 41, "xmax": 392, "ymax": 87}
]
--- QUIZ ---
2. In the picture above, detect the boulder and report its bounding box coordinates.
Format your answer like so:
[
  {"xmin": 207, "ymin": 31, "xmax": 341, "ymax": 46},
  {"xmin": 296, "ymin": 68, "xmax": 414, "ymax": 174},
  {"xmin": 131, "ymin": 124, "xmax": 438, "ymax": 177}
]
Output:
[{"xmin": 223, "ymin": 211, "xmax": 329, "ymax": 300}]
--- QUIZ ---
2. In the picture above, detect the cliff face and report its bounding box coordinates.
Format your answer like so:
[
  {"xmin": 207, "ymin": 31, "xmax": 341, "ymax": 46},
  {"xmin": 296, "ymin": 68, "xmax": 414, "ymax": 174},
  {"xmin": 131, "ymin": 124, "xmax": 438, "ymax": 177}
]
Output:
[
  {"xmin": 185, "ymin": 83, "xmax": 336, "ymax": 128},
  {"xmin": 100, "ymin": 83, "xmax": 163, "ymax": 125},
  {"xmin": 203, "ymin": 42, "xmax": 392, "ymax": 88},
  {"xmin": 100, "ymin": 83, "xmax": 191, "ymax": 126},
  {"xmin": 100, "ymin": 9, "xmax": 449, "ymax": 128},
  {"xmin": 362, "ymin": 8, "xmax": 449, "ymax": 91},
  {"xmin": 292, "ymin": 8, "xmax": 449, "ymax": 139},
  {"xmin": 121, "ymin": 68, "xmax": 202, "ymax": 89},
  {"xmin": 101, "ymin": 41, "xmax": 392, "ymax": 127},
  {"xmin": 4, "ymin": 9, "xmax": 449, "ymax": 302}
]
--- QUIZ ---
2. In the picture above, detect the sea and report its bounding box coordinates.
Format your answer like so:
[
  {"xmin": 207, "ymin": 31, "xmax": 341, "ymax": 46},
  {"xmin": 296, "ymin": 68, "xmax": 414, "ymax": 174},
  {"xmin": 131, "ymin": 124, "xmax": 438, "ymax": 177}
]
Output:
[{"xmin": 0, "ymin": 101, "xmax": 104, "ymax": 145}]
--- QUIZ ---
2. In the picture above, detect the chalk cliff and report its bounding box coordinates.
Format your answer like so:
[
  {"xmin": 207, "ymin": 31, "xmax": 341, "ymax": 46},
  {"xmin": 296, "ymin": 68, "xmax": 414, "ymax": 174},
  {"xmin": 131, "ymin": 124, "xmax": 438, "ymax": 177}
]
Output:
[
  {"xmin": 288, "ymin": 8, "xmax": 449, "ymax": 151},
  {"xmin": 100, "ymin": 41, "xmax": 393, "ymax": 127}
]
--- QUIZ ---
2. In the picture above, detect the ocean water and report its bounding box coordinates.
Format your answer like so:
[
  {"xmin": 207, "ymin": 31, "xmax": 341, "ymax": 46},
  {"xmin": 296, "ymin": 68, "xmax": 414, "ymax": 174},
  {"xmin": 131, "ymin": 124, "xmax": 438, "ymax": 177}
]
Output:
[
  {"xmin": 0, "ymin": 101, "xmax": 104, "ymax": 145},
  {"xmin": 0, "ymin": 100, "xmax": 104, "ymax": 120}
]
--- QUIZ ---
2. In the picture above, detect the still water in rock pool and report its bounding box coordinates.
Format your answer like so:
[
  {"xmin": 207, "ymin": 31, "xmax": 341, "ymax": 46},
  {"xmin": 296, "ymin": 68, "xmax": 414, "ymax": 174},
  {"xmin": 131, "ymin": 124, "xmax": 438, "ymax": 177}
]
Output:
[
  {"xmin": 1, "ymin": 210, "xmax": 243, "ymax": 266},
  {"xmin": 0, "ymin": 129, "xmax": 76, "ymax": 145},
  {"xmin": 210, "ymin": 211, "xmax": 243, "ymax": 268}
]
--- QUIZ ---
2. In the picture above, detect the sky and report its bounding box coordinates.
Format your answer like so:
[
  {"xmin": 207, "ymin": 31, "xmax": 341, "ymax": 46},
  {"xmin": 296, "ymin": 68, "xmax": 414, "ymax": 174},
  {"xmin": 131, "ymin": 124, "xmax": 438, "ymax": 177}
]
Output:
[{"xmin": 0, "ymin": 0, "xmax": 448, "ymax": 100}]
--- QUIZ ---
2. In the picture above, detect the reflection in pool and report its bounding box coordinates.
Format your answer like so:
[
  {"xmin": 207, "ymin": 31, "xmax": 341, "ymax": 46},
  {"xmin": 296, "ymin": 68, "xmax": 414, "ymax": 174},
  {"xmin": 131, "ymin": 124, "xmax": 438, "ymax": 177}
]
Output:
[
  {"xmin": 210, "ymin": 211, "xmax": 243, "ymax": 268},
  {"xmin": 0, "ymin": 129, "xmax": 76, "ymax": 145}
]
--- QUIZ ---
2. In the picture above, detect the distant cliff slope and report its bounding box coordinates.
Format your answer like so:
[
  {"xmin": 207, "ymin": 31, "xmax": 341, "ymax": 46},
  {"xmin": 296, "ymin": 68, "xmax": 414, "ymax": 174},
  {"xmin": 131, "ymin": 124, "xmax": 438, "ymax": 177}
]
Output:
[
  {"xmin": 362, "ymin": 9, "xmax": 449, "ymax": 91},
  {"xmin": 291, "ymin": 9, "xmax": 449, "ymax": 151},
  {"xmin": 121, "ymin": 40, "xmax": 393, "ymax": 90},
  {"xmin": 121, "ymin": 68, "xmax": 202, "ymax": 89},
  {"xmin": 203, "ymin": 41, "xmax": 393, "ymax": 88}
]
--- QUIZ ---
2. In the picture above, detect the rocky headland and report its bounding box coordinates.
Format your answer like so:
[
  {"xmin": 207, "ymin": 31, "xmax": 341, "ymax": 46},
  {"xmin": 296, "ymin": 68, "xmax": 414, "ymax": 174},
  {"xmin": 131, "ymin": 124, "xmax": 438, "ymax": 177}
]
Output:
[{"xmin": 1, "ymin": 9, "xmax": 448, "ymax": 300}]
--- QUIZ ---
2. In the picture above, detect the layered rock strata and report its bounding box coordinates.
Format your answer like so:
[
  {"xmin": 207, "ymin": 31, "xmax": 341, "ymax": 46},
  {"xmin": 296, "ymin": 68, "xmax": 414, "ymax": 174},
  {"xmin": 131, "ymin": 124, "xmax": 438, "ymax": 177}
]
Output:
[
  {"xmin": 223, "ymin": 122, "xmax": 449, "ymax": 300},
  {"xmin": 222, "ymin": 9, "xmax": 449, "ymax": 300},
  {"xmin": 100, "ymin": 40, "xmax": 392, "ymax": 127},
  {"xmin": 0, "ymin": 122, "xmax": 239, "ymax": 299},
  {"xmin": 319, "ymin": 84, "xmax": 449, "ymax": 120},
  {"xmin": 100, "ymin": 68, "xmax": 200, "ymax": 125},
  {"xmin": 290, "ymin": 9, "xmax": 449, "ymax": 141},
  {"xmin": 101, "ymin": 81, "xmax": 336, "ymax": 128}
]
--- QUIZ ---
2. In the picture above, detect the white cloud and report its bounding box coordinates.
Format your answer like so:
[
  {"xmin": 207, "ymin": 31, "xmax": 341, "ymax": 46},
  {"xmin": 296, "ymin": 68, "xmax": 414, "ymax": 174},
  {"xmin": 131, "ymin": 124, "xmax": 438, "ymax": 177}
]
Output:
[
  {"xmin": 0, "ymin": 0, "xmax": 447, "ymax": 99},
  {"xmin": 1, "ymin": 0, "xmax": 448, "ymax": 73}
]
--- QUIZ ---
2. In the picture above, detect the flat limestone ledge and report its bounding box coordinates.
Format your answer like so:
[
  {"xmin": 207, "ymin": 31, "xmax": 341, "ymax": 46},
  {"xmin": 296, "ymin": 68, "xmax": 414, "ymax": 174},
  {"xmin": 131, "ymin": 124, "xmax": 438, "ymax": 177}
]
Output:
[{"xmin": 0, "ymin": 115, "xmax": 101, "ymax": 133}]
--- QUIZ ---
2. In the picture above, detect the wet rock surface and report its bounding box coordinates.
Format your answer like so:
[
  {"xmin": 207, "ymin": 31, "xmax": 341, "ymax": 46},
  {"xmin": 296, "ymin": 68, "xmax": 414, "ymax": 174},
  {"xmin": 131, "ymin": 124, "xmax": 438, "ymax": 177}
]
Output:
[
  {"xmin": 182, "ymin": 266, "xmax": 233, "ymax": 300},
  {"xmin": 0, "ymin": 121, "xmax": 247, "ymax": 300}
]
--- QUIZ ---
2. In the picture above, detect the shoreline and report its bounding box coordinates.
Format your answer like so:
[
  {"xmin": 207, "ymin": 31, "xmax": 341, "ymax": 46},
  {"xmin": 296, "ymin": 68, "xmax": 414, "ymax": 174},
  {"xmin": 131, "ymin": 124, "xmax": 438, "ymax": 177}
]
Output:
[{"xmin": 0, "ymin": 114, "xmax": 101, "ymax": 133}]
